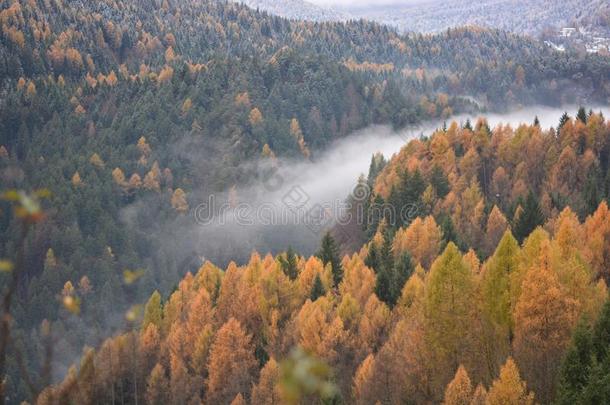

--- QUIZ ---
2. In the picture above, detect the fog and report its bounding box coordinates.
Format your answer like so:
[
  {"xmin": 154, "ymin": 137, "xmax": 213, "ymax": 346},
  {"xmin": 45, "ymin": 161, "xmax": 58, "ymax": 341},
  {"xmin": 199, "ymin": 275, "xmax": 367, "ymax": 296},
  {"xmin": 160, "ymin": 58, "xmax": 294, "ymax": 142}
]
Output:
[{"xmin": 151, "ymin": 104, "xmax": 604, "ymax": 268}]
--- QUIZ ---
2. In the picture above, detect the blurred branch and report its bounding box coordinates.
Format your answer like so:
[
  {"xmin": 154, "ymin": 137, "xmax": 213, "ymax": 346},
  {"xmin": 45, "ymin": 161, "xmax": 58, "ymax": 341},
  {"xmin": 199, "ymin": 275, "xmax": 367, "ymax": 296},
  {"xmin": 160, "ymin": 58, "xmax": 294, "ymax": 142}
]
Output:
[{"xmin": 0, "ymin": 190, "xmax": 47, "ymax": 405}]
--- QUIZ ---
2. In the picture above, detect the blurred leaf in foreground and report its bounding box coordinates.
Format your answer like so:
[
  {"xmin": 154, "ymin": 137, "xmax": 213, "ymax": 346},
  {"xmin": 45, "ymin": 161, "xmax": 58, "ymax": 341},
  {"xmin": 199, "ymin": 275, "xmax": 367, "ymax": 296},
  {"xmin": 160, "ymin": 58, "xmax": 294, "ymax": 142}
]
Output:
[
  {"xmin": 123, "ymin": 269, "xmax": 145, "ymax": 285},
  {"xmin": 0, "ymin": 260, "xmax": 13, "ymax": 273},
  {"xmin": 279, "ymin": 347, "xmax": 337, "ymax": 404}
]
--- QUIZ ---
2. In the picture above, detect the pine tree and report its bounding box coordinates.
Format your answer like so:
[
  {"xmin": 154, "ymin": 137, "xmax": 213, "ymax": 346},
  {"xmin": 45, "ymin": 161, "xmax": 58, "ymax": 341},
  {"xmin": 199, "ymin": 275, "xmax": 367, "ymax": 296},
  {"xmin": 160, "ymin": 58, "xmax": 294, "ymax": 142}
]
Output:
[
  {"xmin": 317, "ymin": 232, "xmax": 343, "ymax": 287},
  {"xmin": 533, "ymin": 116, "xmax": 540, "ymax": 126}
]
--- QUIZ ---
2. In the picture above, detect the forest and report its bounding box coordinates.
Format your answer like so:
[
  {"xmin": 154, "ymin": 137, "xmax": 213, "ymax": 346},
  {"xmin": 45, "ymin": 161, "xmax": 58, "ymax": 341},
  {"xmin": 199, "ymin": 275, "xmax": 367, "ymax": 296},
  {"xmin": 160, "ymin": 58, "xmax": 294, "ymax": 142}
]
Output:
[
  {"xmin": 0, "ymin": 0, "xmax": 610, "ymax": 403},
  {"xmin": 32, "ymin": 111, "xmax": 610, "ymax": 404}
]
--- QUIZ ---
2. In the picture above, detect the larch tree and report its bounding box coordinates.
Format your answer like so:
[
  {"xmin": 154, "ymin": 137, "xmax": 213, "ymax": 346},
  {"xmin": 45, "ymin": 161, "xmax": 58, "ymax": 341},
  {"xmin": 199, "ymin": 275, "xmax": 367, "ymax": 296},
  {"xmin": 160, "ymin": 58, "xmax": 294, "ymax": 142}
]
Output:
[
  {"xmin": 171, "ymin": 188, "xmax": 189, "ymax": 214},
  {"xmin": 480, "ymin": 230, "xmax": 520, "ymax": 373},
  {"xmin": 230, "ymin": 393, "xmax": 247, "ymax": 405},
  {"xmin": 146, "ymin": 363, "xmax": 169, "ymax": 405},
  {"xmin": 486, "ymin": 358, "xmax": 534, "ymax": 405},
  {"xmin": 112, "ymin": 167, "xmax": 126, "ymax": 187},
  {"xmin": 470, "ymin": 384, "xmax": 487, "ymax": 405},
  {"xmin": 71, "ymin": 171, "xmax": 82, "ymax": 187},
  {"xmin": 583, "ymin": 201, "xmax": 610, "ymax": 282},
  {"xmin": 442, "ymin": 365, "xmax": 473, "ymax": 405},
  {"xmin": 142, "ymin": 290, "xmax": 163, "ymax": 331},
  {"xmin": 513, "ymin": 243, "xmax": 578, "ymax": 404},
  {"xmin": 249, "ymin": 107, "xmax": 263, "ymax": 126},
  {"xmin": 357, "ymin": 294, "xmax": 391, "ymax": 354},
  {"xmin": 295, "ymin": 297, "xmax": 347, "ymax": 366},
  {"xmin": 251, "ymin": 358, "xmax": 281, "ymax": 405},
  {"xmin": 206, "ymin": 318, "xmax": 257, "ymax": 404},
  {"xmin": 352, "ymin": 354, "xmax": 376, "ymax": 405},
  {"xmin": 170, "ymin": 353, "xmax": 193, "ymax": 405},
  {"xmin": 139, "ymin": 323, "xmax": 160, "ymax": 374},
  {"xmin": 339, "ymin": 254, "xmax": 376, "ymax": 307},
  {"xmin": 425, "ymin": 242, "xmax": 477, "ymax": 386},
  {"xmin": 484, "ymin": 206, "xmax": 509, "ymax": 257},
  {"xmin": 392, "ymin": 215, "xmax": 441, "ymax": 270}
]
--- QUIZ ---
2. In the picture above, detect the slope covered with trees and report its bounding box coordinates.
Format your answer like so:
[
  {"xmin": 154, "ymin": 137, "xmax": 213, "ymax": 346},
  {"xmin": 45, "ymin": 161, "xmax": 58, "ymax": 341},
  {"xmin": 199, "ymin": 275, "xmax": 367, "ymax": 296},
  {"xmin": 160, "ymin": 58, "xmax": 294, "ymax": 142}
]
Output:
[
  {"xmin": 1, "ymin": 0, "xmax": 610, "ymax": 402},
  {"xmin": 34, "ymin": 111, "xmax": 610, "ymax": 404}
]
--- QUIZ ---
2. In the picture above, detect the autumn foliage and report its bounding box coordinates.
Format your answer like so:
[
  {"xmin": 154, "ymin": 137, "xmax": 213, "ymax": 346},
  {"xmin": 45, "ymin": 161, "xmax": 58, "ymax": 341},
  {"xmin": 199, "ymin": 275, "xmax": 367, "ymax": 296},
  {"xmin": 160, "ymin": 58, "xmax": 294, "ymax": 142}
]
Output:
[{"xmin": 40, "ymin": 199, "xmax": 610, "ymax": 403}]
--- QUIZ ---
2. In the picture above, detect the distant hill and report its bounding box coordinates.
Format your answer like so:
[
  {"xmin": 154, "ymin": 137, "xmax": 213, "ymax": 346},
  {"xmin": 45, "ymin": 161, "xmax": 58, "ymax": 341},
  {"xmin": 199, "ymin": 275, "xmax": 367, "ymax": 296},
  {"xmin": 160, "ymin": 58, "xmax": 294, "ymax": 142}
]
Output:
[
  {"xmin": 233, "ymin": 0, "xmax": 349, "ymax": 22},
  {"xmin": 344, "ymin": 0, "xmax": 608, "ymax": 36}
]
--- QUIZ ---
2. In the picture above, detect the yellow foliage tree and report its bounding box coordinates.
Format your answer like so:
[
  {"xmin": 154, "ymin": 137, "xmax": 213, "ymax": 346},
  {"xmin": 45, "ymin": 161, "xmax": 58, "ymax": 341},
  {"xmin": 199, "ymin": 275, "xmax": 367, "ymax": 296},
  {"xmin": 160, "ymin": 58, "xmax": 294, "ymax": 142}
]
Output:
[
  {"xmin": 171, "ymin": 188, "xmax": 189, "ymax": 214},
  {"xmin": 206, "ymin": 318, "xmax": 257, "ymax": 404},
  {"xmin": 249, "ymin": 108, "xmax": 263, "ymax": 126},
  {"xmin": 486, "ymin": 358, "xmax": 534, "ymax": 405}
]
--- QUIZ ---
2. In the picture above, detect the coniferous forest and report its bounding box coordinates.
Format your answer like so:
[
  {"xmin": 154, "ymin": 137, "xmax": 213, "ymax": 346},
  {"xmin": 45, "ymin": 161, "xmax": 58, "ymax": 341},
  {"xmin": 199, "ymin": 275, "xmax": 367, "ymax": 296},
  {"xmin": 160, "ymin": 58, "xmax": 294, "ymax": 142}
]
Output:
[{"xmin": 1, "ymin": 0, "xmax": 610, "ymax": 404}]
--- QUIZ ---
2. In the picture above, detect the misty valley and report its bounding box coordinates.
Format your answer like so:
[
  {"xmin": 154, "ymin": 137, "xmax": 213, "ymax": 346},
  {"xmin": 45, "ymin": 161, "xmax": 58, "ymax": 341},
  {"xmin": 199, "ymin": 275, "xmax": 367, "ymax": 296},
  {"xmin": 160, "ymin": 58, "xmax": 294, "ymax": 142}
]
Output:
[{"xmin": 1, "ymin": 0, "xmax": 610, "ymax": 404}]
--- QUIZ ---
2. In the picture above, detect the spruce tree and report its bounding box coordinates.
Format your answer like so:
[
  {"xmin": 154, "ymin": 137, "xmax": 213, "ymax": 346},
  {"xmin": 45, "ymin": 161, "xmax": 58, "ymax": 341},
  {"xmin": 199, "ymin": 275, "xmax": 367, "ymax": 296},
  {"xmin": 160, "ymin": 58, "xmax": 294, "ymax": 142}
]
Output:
[
  {"xmin": 558, "ymin": 112, "xmax": 570, "ymax": 133},
  {"xmin": 394, "ymin": 252, "xmax": 414, "ymax": 297},
  {"xmin": 577, "ymin": 106, "xmax": 588, "ymax": 124},
  {"xmin": 376, "ymin": 231, "xmax": 397, "ymax": 306},
  {"xmin": 513, "ymin": 192, "xmax": 545, "ymax": 243},
  {"xmin": 365, "ymin": 242, "xmax": 380, "ymax": 273},
  {"xmin": 317, "ymin": 232, "xmax": 343, "ymax": 287},
  {"xmin": 375, "ymin": 265, "xmax": 394, "ymax": 306},
  {"xmin": 440, "ymin": 213, "xmax": 462, "ymax": 251},
  {"xmin": 310, "ymin": 274, "xmax": 325, "ymax": 301},
  {"xmin": 556, "ymin": 320, "xmax": 594, "ymax": 405},
  {"xmin": 533, "ymin": 116, "xmax": 540, "ymax": 126},
  {"xmin": 279, "ymin": 246, "xmax": 299, "ymax": 280},
  {"xmin": 430, "ymin": 165, "xmax": 450, "ymax": 198},
  {"xmin": 592, "ymin": 300, "xmax": 610, "ymax": 362}
]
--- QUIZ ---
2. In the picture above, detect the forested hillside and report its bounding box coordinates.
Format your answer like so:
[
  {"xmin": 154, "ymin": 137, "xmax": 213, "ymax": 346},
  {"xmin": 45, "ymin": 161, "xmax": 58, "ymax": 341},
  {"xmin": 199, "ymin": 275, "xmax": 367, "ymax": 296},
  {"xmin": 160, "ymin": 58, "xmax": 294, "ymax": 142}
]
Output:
[
  {"xmin": 1, "ymin": 0, "xmax": 610, "ymax": 403},
  {"xmin": 232, "ymin": 0, "xmax": 347, "ymax": 22},
  {"xmin": 346, "ymin": 0, "xmax": 609, "ymax": 36},
  {"xmin": 38, "ymin": 111, "xmax": 610, "ymax": 404}
]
